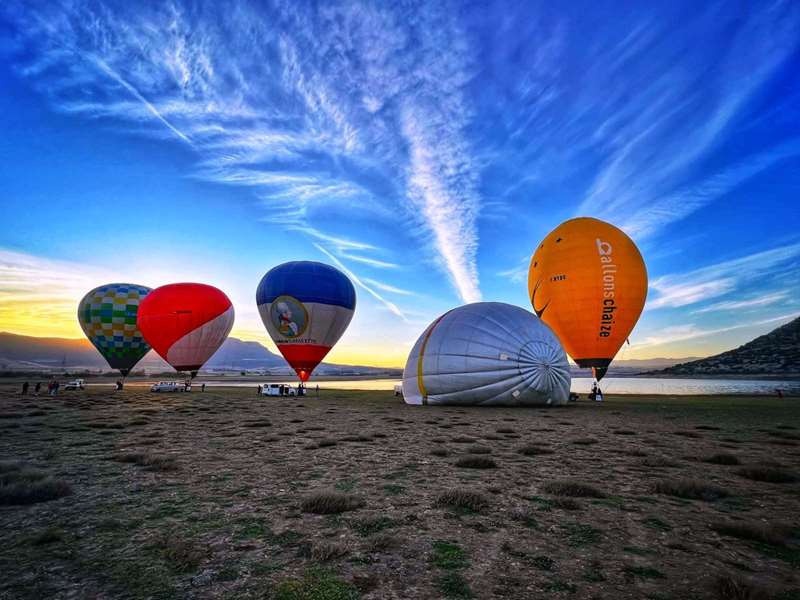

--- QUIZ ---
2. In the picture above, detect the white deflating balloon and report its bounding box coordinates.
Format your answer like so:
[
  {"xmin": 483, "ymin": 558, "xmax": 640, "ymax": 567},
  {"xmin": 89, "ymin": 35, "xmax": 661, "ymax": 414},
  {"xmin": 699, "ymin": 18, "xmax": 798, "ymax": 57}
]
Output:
[{"xmin": 402, "ymin": 302, "xmax": 571, "ymax": 406}]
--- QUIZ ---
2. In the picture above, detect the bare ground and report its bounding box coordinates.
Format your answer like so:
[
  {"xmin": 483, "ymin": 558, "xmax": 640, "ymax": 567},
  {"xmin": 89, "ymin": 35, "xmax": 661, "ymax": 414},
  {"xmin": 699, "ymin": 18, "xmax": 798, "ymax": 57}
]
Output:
[{"xmin": 1, "ymin": 385, "xmax": 799, "ymax": 599}]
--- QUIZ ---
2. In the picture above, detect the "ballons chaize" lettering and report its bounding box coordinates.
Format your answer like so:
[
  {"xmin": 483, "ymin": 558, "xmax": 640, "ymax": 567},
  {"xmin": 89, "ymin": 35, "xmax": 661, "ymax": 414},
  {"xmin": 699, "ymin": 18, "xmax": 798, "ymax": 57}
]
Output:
[{"xmin": 596, "ymin": 239, "xmax": 616, "ymax": 338}]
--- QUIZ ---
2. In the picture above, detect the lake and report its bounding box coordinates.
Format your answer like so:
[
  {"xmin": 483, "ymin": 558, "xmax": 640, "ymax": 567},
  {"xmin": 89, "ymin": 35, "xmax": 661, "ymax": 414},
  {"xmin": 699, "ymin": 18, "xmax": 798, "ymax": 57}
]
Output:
[{"xmin": 193, "ymin": 376, "xmax": 800, "ymax": 395}]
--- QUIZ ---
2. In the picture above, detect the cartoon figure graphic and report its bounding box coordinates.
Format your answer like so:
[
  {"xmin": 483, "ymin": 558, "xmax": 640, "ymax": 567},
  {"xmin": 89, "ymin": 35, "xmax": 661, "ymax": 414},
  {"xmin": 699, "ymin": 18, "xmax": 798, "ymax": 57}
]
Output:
[{"xmin": 276, "ymin": 301, "xmax": 299, "ymax": 337}]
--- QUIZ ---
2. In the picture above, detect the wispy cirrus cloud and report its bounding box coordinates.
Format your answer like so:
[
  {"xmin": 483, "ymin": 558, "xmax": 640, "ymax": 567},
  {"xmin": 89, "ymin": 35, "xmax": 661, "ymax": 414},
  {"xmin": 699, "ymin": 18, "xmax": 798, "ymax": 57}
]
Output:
[
  {"xmin": 2, "ymin": 0, "xmax": 481, "ymax": 303},
  {"xmin": 313, "ymin": 244, "xmax": 408, "ymax": 321},
  {"xmin": 691, "ymin": 291, "xmax": 790, "ymax": 315},
  {"xmin": 649, "ymin": 242, "xmax": 800, "ymax": 309}
]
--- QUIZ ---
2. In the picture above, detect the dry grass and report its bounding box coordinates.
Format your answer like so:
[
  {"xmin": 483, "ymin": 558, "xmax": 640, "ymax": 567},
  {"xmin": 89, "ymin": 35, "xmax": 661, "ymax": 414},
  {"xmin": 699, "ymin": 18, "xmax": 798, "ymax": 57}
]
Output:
[
  {"xmin": 300, "ymin": 490, "xmax": 365, "ymax": 514},
  {"xmin": 542, "ymin": 480, "xmax": 606, "ymax": 498},
  {"xmin": 654, "ymin": 478, "xmax": 729, "ymax": 501}
]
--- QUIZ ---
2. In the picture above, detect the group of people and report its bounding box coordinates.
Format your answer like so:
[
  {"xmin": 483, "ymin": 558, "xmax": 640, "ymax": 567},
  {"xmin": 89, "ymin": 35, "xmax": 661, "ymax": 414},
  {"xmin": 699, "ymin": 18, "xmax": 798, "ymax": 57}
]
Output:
[
  {"xmin": 20, "ymin": 381, "xmax": 53, "ymax": 396},
  {"xmin": 589, "ymin": 382, "xmax": 604, "ymax": 402}
]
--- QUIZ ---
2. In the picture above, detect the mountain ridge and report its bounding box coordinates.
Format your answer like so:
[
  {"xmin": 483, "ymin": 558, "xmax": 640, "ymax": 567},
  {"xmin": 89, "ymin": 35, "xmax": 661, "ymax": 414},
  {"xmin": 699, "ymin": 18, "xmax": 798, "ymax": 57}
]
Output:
[
  {"xmin": 0, "ymin": 332, "xmax": 399, "ymax": 375},
  {"xmin": 653, "ymin": 316, "xmax": 800, "ymax": 376}
]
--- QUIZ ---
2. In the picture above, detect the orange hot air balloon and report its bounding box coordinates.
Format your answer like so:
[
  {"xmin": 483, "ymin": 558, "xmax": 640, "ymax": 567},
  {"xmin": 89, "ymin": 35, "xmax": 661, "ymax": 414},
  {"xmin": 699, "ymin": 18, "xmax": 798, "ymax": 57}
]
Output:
[{"xmin": 528, "ymin": 217, "xmax": 647, "ymax": 381}]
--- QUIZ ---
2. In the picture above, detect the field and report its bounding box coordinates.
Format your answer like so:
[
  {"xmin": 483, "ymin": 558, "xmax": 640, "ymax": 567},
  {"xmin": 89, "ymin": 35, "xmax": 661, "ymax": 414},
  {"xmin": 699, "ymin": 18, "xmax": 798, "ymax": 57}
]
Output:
[{"xmin": 1, "ymin": 386, "xmax": 799, "ymax": 600}]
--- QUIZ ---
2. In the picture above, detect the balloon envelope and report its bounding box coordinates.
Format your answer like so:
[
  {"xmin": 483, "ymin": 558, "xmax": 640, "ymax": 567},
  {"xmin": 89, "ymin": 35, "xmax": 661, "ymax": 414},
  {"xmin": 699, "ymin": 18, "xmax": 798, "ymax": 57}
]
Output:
[
  {"xmin": 402, "ymin": 302, "xmax": 571, "ymax": 406},
  {"xmin": 77, "ymin": 283, "xmax": 152, "ymax": 376},
  {"xmin": 256, "ymin": 261, "xmax": 356, "ymax": 382},
  {"xmin": 137, "ymin": 283, "xmax": 234, "ymax": 376},
  {"xmin": 528, "ymin": 217, "xmax": 647, "ymax": 380}
]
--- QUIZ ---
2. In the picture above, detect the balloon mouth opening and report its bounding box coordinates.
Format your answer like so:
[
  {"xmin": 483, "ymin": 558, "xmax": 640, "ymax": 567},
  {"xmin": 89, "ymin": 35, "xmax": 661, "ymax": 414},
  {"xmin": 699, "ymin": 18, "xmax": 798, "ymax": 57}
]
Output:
[
  {"xmin": 296, "ymin": 370, "xmax": 310, "ymax": 382},
  {"xmin": 575, "ymin": 358, "xmax": 611, "ymax": 381}
]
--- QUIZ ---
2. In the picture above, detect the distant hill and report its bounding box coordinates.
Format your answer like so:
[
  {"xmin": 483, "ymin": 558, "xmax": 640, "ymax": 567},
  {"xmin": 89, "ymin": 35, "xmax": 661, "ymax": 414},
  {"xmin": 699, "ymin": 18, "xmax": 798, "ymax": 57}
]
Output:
[
  {"xmin": 0, "ymin": 332, "xmax": 400, "ymax": 376},
  {"xmin": 654, "ymin": 316, "xmax": 800, "ymax": 377}
]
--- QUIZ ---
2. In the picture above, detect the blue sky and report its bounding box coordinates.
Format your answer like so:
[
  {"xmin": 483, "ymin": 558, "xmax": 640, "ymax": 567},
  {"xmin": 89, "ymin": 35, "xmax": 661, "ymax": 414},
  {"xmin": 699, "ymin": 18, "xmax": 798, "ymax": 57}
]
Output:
[{"xmin": 1, "ymin": 0, "xmax": 799, "ymax": 367}]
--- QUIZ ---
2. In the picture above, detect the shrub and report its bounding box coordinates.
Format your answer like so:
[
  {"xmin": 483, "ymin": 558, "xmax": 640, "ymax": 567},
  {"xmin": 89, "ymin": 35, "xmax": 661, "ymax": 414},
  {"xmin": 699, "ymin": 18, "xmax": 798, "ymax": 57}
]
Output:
[
  {"xmin": 455, "ymin": 456, "xmax": 497, "ymax": 469},
  {"xmin": 434, "ymin": 489, "xmax": 489, "ymax": 513},
  {"xmin": 301, "ymin": 490, "xmax": 364, "ymax": 514},
  {"xmin": 654, "ymin": 478, "xmax": 729, "ymax": 502},
  {"xmin": 542, "ymin": 480, "xmax": 605, "ymax": 498}
]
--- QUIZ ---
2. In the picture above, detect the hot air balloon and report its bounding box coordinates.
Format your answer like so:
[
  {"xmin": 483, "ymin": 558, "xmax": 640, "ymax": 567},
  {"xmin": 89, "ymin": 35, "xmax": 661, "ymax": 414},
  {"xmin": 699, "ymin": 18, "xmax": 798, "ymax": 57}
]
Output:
[
  {"xmin": 528, "ymin": 217, "xmax": 647, "ymax": 381},
  {"xmin": 77, "ymin": 283, "xmax": 153, "ymax": 377},
  {"xmin": 256, "ymin": 261, "xmax": 356, "ymax": 382},
  {"xmin": 137, "ymin": 283, "xmax": 234, "ymax": 378},
  {"xmin": 402, "ymin": 302, "xmax": 570, "ymax": 406}
]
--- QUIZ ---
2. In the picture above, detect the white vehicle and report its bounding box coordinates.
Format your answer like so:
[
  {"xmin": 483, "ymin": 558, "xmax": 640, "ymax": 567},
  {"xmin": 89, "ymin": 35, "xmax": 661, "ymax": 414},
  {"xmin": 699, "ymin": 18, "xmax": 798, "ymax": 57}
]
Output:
[
  {"xmin": 150, "ymin": 381, "xmax": 189, "ymax": 393},
  {"xmin": 64, "ymin": 379, "xmax": 85, "ymax": 391},
  {"xmin": 259, "ymin": 383, "xmax": 296, "ymax": 397}
]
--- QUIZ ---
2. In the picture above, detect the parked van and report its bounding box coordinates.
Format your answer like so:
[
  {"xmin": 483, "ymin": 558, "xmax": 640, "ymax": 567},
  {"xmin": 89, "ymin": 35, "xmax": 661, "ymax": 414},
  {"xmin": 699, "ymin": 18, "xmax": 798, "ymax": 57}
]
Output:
[
  {"xmin": 260, "ymin": 383, "xmax": 296, "ymax": 397},
  {"xmin": 151, "ymin": 381, "xmax": 188, "ymax": 393}
]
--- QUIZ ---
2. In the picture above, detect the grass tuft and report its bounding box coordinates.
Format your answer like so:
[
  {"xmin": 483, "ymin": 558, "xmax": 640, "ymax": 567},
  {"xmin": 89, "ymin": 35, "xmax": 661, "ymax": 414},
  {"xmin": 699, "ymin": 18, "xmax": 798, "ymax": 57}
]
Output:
[
  {"xmin": 654, "ymin": 478, "xmax": 729, "ymax": 502},
  {"xmin": 431, "ymin": 541, "xmax": 468, "ymax": 569},
  {"xmin": 737, "ymin": 466, "xmax": 797, "ymax": 484},
  {"xmin": 0, "ymin": 465, "xmax": 72, "ymax": 506},
  {"xmin": 434, "ymin": 489, "xmax": 489, "ymax": 513},
  {"xmin": 517, "ymin": 444, "xmax": 554, "ymax": 456},
  {"xmin": 301, "ymin": 490, "xmax": 365, "ymax": 514},
  {"xmin": 712, "ymin": 575, "xmax": 771, "ymax": 600},
  {"xmin": 542, "ymin": 480, "xmax": 606, "ymax": 498},
  {"xmin": 455, "ymin": 456, "xmax": 497, "ymax": 469},
  {"xmin": 111, "ymin": 452, "xmax": 178, "ymax": 471},
  {"xmin": 274, "ymin": 567, "xmax": 359, "ymax": 600},
  {"xmin": 703, "ymin": 453, "xmax": 741, "ymax": 465}
]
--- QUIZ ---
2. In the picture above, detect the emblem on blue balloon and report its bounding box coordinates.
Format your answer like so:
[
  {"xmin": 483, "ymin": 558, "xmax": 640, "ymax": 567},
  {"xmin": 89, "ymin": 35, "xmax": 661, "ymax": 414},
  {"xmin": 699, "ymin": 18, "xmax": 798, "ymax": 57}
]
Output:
[{"xmin": 270, "ymin": 295, "xmax": 309, "ymax": 339}]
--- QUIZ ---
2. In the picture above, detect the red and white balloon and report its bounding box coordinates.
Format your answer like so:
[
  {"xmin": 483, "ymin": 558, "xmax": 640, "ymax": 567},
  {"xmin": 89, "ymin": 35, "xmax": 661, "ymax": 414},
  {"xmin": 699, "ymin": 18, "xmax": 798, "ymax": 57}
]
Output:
[{"xmin": 137, "ymin": 283, "xmax": 234, "ymax": 377}]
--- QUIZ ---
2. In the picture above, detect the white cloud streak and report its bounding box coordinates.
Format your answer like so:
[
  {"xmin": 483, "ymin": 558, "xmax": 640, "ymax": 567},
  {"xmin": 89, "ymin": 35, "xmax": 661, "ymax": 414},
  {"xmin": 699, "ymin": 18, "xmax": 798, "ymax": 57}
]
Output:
[
  {"xmin": 649, "ymin": 242, "xmax": 800, "ymax": 309},
  {"xmin": 313, "ymin": 244, "xmax": 407, "ymax": 321},
  {"xmin": 637, "ymin": 312, "xmax": 799, "ymax": 348}
]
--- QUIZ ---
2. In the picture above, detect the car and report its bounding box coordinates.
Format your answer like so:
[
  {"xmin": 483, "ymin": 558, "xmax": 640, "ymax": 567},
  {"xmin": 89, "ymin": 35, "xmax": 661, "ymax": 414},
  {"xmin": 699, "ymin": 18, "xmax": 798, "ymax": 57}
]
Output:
[
  {"xmin": 259, "ymin": 383, "xmax": 297, "ymax": 397},
  {"xmin": 150, "ymin": 381, "xmax": 189, "ymax": 393},
  {"xmin": 64, "ymin": 379, "xmax": 85, "ymax": 391}
]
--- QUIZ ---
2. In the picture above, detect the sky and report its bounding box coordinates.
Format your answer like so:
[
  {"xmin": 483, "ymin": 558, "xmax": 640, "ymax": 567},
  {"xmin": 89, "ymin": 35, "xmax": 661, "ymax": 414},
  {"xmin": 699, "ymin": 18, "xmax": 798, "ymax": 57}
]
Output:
[{"xmin": 1, "ymin": 0, "xmax": 799, "ymax": 368}]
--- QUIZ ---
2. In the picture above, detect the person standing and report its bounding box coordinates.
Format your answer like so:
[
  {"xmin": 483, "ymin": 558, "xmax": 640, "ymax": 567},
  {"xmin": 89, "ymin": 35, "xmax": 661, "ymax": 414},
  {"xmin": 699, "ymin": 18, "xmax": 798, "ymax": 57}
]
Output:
[
  {"xmin": 53, "ymin": 380, "xmax": 60, "ymax": 396},
  {"xmin": 21, "ymin": 381, "xmax": 29, "ymax": 395},
  {"xmin": 201, "ymin": 383, "xmax": 206, "ymax": 392},
  {"xmin": 34, "ymin": 382, "xmax": 41, "ymax": 396}
]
